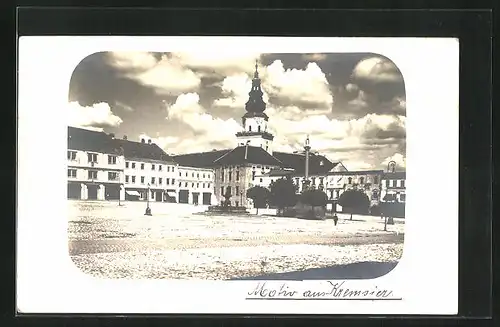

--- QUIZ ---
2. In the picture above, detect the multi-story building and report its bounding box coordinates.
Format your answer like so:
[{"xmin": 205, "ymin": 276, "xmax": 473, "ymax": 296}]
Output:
[
  {"xmin": 177, "ymin": 166, "xmax": 215, "ymax": 205},
  {"xmin": 67, "ymin": 127, "xmax": 125, "ymax": 200},
  {"xmin": 381, "ymin": 171, "xmax": 406, "ymax": 203},
  {"xmin": 115, "ymin": 137, "xmax": 179, "ymax": 203}
]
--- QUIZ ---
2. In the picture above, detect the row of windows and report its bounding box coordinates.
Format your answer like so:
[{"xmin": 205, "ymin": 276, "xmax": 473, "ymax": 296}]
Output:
[
  {"xmin": 67, "ymin": 169, "xmax": 118, "ymax": 181},
  {"xmin": 67, "ymin": 151, "xmax": 118, "ymax": 165},
  {"xmin": 125, "ymin": 161, "xmax": 174, "ymax": 172},
  {"xmin": 221, "ymin": 170, "xmax": 240, "ymax": 182},
  {"xmin": 178, "ymin": 171, "xmax": 212, "ymax": 179},
  {"xmin": 220, "ymin": 185, "xmax": 241, "ymax": 196},
  {"xmin": 179, "ymin": 182, "xmax": 212, "ymax": 189},
  {"xmin": 125, "ymin": 175, "xmax": 176, "ymax": 186},
  {"xmin": 385, "ymin": 179, "xmax": 405, "ymax": 188}
]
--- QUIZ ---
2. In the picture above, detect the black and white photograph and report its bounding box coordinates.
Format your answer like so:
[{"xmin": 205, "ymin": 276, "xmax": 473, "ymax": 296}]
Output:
[
  {"xmin": 17, "ymin": 36, "xmax": 459, "ymax": 315},
  {"xmin": 67, "ymin": 50, "xmax": 407, "ymax": 280}
]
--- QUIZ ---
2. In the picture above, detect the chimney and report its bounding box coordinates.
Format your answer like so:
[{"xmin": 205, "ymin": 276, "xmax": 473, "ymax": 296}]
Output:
[
  {"xmin": 123, "ymin": 135, "xmax": 128, "ymax": 140},
  {"xmin": 141, "ymin": 138, "xmax": 145, "ymax": 143},
  {"xmin": 148, "ymin": 139, "xmax": 152, "ymax": 144},
  {"xmin": 109, "ymin": 133, "xmax": 115, "ymax": 139}
]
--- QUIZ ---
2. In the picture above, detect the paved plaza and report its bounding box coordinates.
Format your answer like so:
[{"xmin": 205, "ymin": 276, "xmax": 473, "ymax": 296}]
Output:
[{"xmin": 68, "ymin": 200, "xmax": 405, "ymax": 280}]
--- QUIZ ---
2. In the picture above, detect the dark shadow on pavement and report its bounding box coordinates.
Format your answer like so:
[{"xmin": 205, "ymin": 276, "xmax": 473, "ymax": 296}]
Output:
[{"xmin": 231, "ymin": 261, "xmax": 399, "ymax": 281}]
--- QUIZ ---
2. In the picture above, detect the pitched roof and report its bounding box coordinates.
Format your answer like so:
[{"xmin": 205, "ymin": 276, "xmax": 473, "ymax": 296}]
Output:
[
  {"xmin": 113, "ymin": 139, "xmax": 174, "ymax": 162},
  {"xmin": 327, "ymin": 170, "xmax": 384, "ymax": 176},
  {"xmin": 259, "ymin": 168, "xmax": 294, "ymax": 177},
  {"xmin": 272, "ymin": 151, "xmax": 337, "ymax": 175},
  {"xmin": 67, "ymin": 126, "xmax": 119, "ymax": 154},
  {"xmin": 172, "ymin": 149, "xmax": 231, "ymax": 168},
  {"xmin": 382, "ymin": 171, "xmax": 406, "ymax": 179},
  {"xmin": 214, "ymin": 145, "xmax": 283, "ymax": 166}
]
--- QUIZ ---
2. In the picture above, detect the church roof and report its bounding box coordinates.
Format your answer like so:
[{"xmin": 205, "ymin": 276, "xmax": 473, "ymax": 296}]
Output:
[
  {"xmin": 113, "ymin": 138, "xmax": 175, "ymax": 163},
  {"xmin": 171, "ymin": 149, "xmax": 231, "ymax": 168},
  {"xmin": 67, "ymin": 126, "xmax": 120, "ymax": 154},
  {"xmin": 272, "ymin": 151, "xmax": 337, "ymax": 175},
  {"xmin": 214, "ymin": 145, "xmax": 283, "ymax": 166}
]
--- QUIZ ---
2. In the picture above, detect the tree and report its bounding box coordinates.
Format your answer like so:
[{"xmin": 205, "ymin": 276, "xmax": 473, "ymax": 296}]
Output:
[
  {"xmin": 300, "ymin": 189, "xmax": 328, "ymax": 219},
  {"xmin": 269, "ymin": 178, "xmax": 298, "ymax": 216},
  {"xmin": 338, "ymin": 189, "xmax": 370, "ymax": 220},
  {"xmin": 246, "ymin": 186, "xmax": 270, "ymax": 215}
]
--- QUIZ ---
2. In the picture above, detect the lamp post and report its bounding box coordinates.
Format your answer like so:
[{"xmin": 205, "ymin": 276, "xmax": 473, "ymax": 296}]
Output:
[
  {"xmin": 303, "ymin": 135, "xmax": 311, "ymax": 191},
  {"xmin": 240, "ymin": 190, "xmax": 243, "ymax": 207},
  {"xmin": 144, "ymin": 183, "xmax": 152, "ymax": 216}
]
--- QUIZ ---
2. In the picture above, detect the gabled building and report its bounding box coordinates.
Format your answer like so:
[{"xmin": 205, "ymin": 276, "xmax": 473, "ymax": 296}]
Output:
[
  {"xmin": 114, "ymin": 137, "xmax": 179, "ymax": 202},
  {"xmin": 67, "ymin": 127, "xmax": 125, "ymax": 200},
  {"xmin": 172, "ymin": 62, "xmax": 341, "ymax": 207},
  {"xmin": 381, "ymin": 171, "xmax": 406, "ymax": 203}
]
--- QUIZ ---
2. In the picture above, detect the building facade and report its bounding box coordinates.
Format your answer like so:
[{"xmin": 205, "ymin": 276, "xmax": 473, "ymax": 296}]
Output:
[
  {"xmin": 381, "ymin": 171, "xmax": 406, "ymax": 203},
  {"xmin": 67, "ymin": 127, "xmax": 125, "ymax": 201},
  {"xmin": 177, "ymin": 166, "xmax": 215, "ymax": 205}
]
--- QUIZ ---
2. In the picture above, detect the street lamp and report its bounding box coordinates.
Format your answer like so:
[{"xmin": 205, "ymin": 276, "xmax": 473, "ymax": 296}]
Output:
[
  {"xmin": 240, "ymin": 190, "xmax": 243, "ymax": 207},
  {"xmin": 144, "ymin": 183, "xmax": 152, "ymax": 216}
]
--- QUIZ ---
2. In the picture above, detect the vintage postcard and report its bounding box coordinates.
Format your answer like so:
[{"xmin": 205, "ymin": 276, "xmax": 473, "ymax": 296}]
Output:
[{"xmin": 17, "ymin": 36, "xmax": 459, "ymax": 314}]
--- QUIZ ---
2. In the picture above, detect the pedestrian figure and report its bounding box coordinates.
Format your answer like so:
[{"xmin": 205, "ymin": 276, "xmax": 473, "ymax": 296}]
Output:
[{"xmin": 333, "ymin": 214, "xmax": 338, "ymax": 226}]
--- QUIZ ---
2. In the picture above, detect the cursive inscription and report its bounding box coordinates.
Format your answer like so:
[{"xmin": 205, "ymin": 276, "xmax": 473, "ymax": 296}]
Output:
[{"xmin": 246, "ymin": 282, "xmax": 399, "ymax": 300}]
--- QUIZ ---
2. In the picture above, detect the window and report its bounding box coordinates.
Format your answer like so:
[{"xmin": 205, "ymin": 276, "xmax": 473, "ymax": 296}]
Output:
[
  {"xmin": 108, "ymin": 155, "xmax": 117, "ymax": 165},
  {"xmin": 196, "ymin": 183, "xmax": 199, "ymax": 188},
  {"xmin": 151, "ymin": 177, "xmax": 156, "ymax": 184},
  {"xmin": 185, "ymin": 172, "xmax": 188, "ymax": 177},
  {"xmin": 87, "ymin": 153, "xmax": 97, "ymax": 163},
  {"xmin": 172, "ymin": 178, "xmax": 175, "ymax": 184},
  {"xmin": 236, "ymin": 171, "xmax": 239, "ymax": 181},
  {"xmin": 228, "ymin": 172, "xmax": 232, "ymax": 181},
  {"xmin": 140, "ymin": 163, "xmax": 145, "ymax": 170},
  {"xmin": 258, "ymin": 125, "xmax": 261, "ymax": 132},
  {"xmin": 141, "ymin": 176, "xmax": 145, "ymax": 184},
  {"xmin": 236, "ymin": 186, "xmax": 239, "ymax": 195},
  {"xmin": 260, "ymin": 178, "xmax": 263, "ymax": 183},
  {"xmin": 67, "ymin": 151, "xmax": 76, "ymax": 161},
  {"xmin": 166, "ymin": 178, "xmax": 170, "ymax": 185},
  {"xmin": 249, "ymin": 125, "xmax": 252, "ymax": 132},
  {"xmin": 360, "ymin": 177, "xmax": 365, "ymax": 184},
  {"xmin": 152, "ymin": 164, "xmax": 155, "ymax": 170},
  {"xmin": 400, "ymin": 194, "xmax": 406, "ymax": 202},
  {"xmin": 311, "ymin": 177, "xmax": 316, "ymax": 185},
  {"xmin": 125, "ymin": 175, "xmax": 129, "ymax": 183},
  {"xmin": 192, "ymin": 172, "xmax": 195, "ymax": 177},
  {"xmin": 221, "ymin": 169, "xmax": 225, "ymax": 182},
  {"xmin": 401, "ymin": 180, "xmax": 406, "ymax": 188},
  {"xmin": 125, "ymin": 162, "xmax": 129, "ymax": 168},
  {"xmin": 236, "ymin": 201, "xmax": 239, "ymax": 207},
  {"xmin": 192, "ymin": 183, "xmax": 195, "ymax": 188},
  {"xmin": 208, "ymin": 183, "xmax": 211, "ymax": 189},
  {"xmin": 131, "ymin": 176, "xmax": 136, "ymax": 183},
  {"xmin": 197, "ymin": 173, "xmax": 199, "ymax": 179},
  {"xmin": 203, "ymin": 173, "xmax": 205, "ymax": 178},
  {"xmin": 202, "ymin": 183, "xmax": 205, "ymax": 188},
  {"xmin": 185, "ymin": 182, "xmax": 188, "ymax": 187},
  {"xmin": 226, "ymin": 186, "xmax": 232, "ymax": 196},
  {"xmin": 108, "ymin": 172, "xmax": 118, "ymax": 181},
  {"xmin": 88, "ymin": 170, "xmax": 97, "ymax": 180},
  {"xmin": 67, "ymin": 169, "xmax": 77, "ymax": 178},
  {"xmin": 132, "ymin": 162, "xmax": 136, "ymax": 169},
  {"xmin": 319, "ymin": 177, "xmax": 324, "ymax": 185},
  {"xmin": 159, "ymin": 178, "xmax": 162, "ymax": 185},
  {"xmin": 159, "ymin": 165, "xmax": 162, "ymax": 171},
  {"xmin": 385, "ymin": 180, "xmax": 390, "ymax": 188},
  {"xmin": 179, "ymin": 182, "xmax": 181, "ymax": 187},
  {"xmin": 252, "ymin": 171, "xmax": 256, "ymax": 181},
  {"xmin": 348, "ymin": 177, "xmax": 352, "ymax": 184},
  {"xmin": 221, "ymin": 186, "xmax": 224, "ymax": 195}
]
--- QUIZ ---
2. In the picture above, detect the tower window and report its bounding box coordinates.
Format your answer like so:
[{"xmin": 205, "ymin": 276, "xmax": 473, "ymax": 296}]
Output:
[
  {"xmin": 258, "ymin": 125, "xmax": 261, "ymax": 132},
  {"xmin": 249, "ymin": 125, "xmax": 252, "ymax": 132}
]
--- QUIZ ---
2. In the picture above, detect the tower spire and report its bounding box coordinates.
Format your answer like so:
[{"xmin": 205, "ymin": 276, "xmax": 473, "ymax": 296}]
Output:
[{"xmin": 254, "ymin": 59, "xmax": 259, "ymax": 79}]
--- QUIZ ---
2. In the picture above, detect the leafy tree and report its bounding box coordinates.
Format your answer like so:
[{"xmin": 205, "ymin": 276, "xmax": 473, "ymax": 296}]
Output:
[
  {"xmin": 246, "ymin": 186, "xmax": 270, "ymax": 215},
  {"xmin": 269, "ymin": 178, "xmax": 298, "ymax": 216},
  {"xmin": 338, "ymin": 189, "xmax": 370, "ymax": 220},
  {"xmin": 300, "ymin": 189, "xmax": 328, "ymax": 219}
]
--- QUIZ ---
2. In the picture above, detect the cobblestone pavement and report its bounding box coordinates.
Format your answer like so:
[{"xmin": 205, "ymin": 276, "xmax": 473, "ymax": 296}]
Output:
[
  {"xmin": 69, "ymin": 233, "xmax": 404, "ymax": 255},
  {"xmin": 67, "ymin": 201, "xmax": 405, "ymax": 279}
]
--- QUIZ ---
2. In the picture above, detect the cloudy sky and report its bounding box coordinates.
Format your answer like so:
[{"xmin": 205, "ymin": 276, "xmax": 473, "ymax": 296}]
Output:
[{"xmin": 68, "ymin": 51, "xmax": 406, "ymax": 170}]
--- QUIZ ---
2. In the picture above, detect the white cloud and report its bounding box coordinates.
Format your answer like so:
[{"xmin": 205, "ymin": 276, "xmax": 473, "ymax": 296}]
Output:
[
  {"xmin": 382, "ymin": 153, "xmax": 406, "ymax": 169},
  {"xmin": 352, "ymin": 57, "xmax": 402, "ymax": 83},
  {"xmin": 164, "ymin": 92, "xmax": 243, "ymax": 154},
  {"xmin": 137, "ymin": 133, "xmax": 179, "ymax": 151},
  {"xmin": 301, "ymin": 53, "xmax": 327, "ymax": 61},
  {"xmin": 263, "ymin": 60, "xmax": 333, "ymax": 109},
  {"xmin": 171, "ymin": 51, "xmax": 260, "ymax": 75},
  {"xmin": 107, "ymin": 52, "xmax": 201, "ymax": 95},
  {"xmin": 68, "ymin": 101, "xmax": 123, "ymax": 130},
  {"xmin": 214, "ymin": 60, "xmax": 333, "ymax": 113}
]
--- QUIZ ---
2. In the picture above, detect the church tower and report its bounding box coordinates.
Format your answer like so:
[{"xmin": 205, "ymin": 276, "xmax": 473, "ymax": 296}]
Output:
[{"xmin": 235, "ymin": 60, "xmax": 274, "ymax": 154}]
